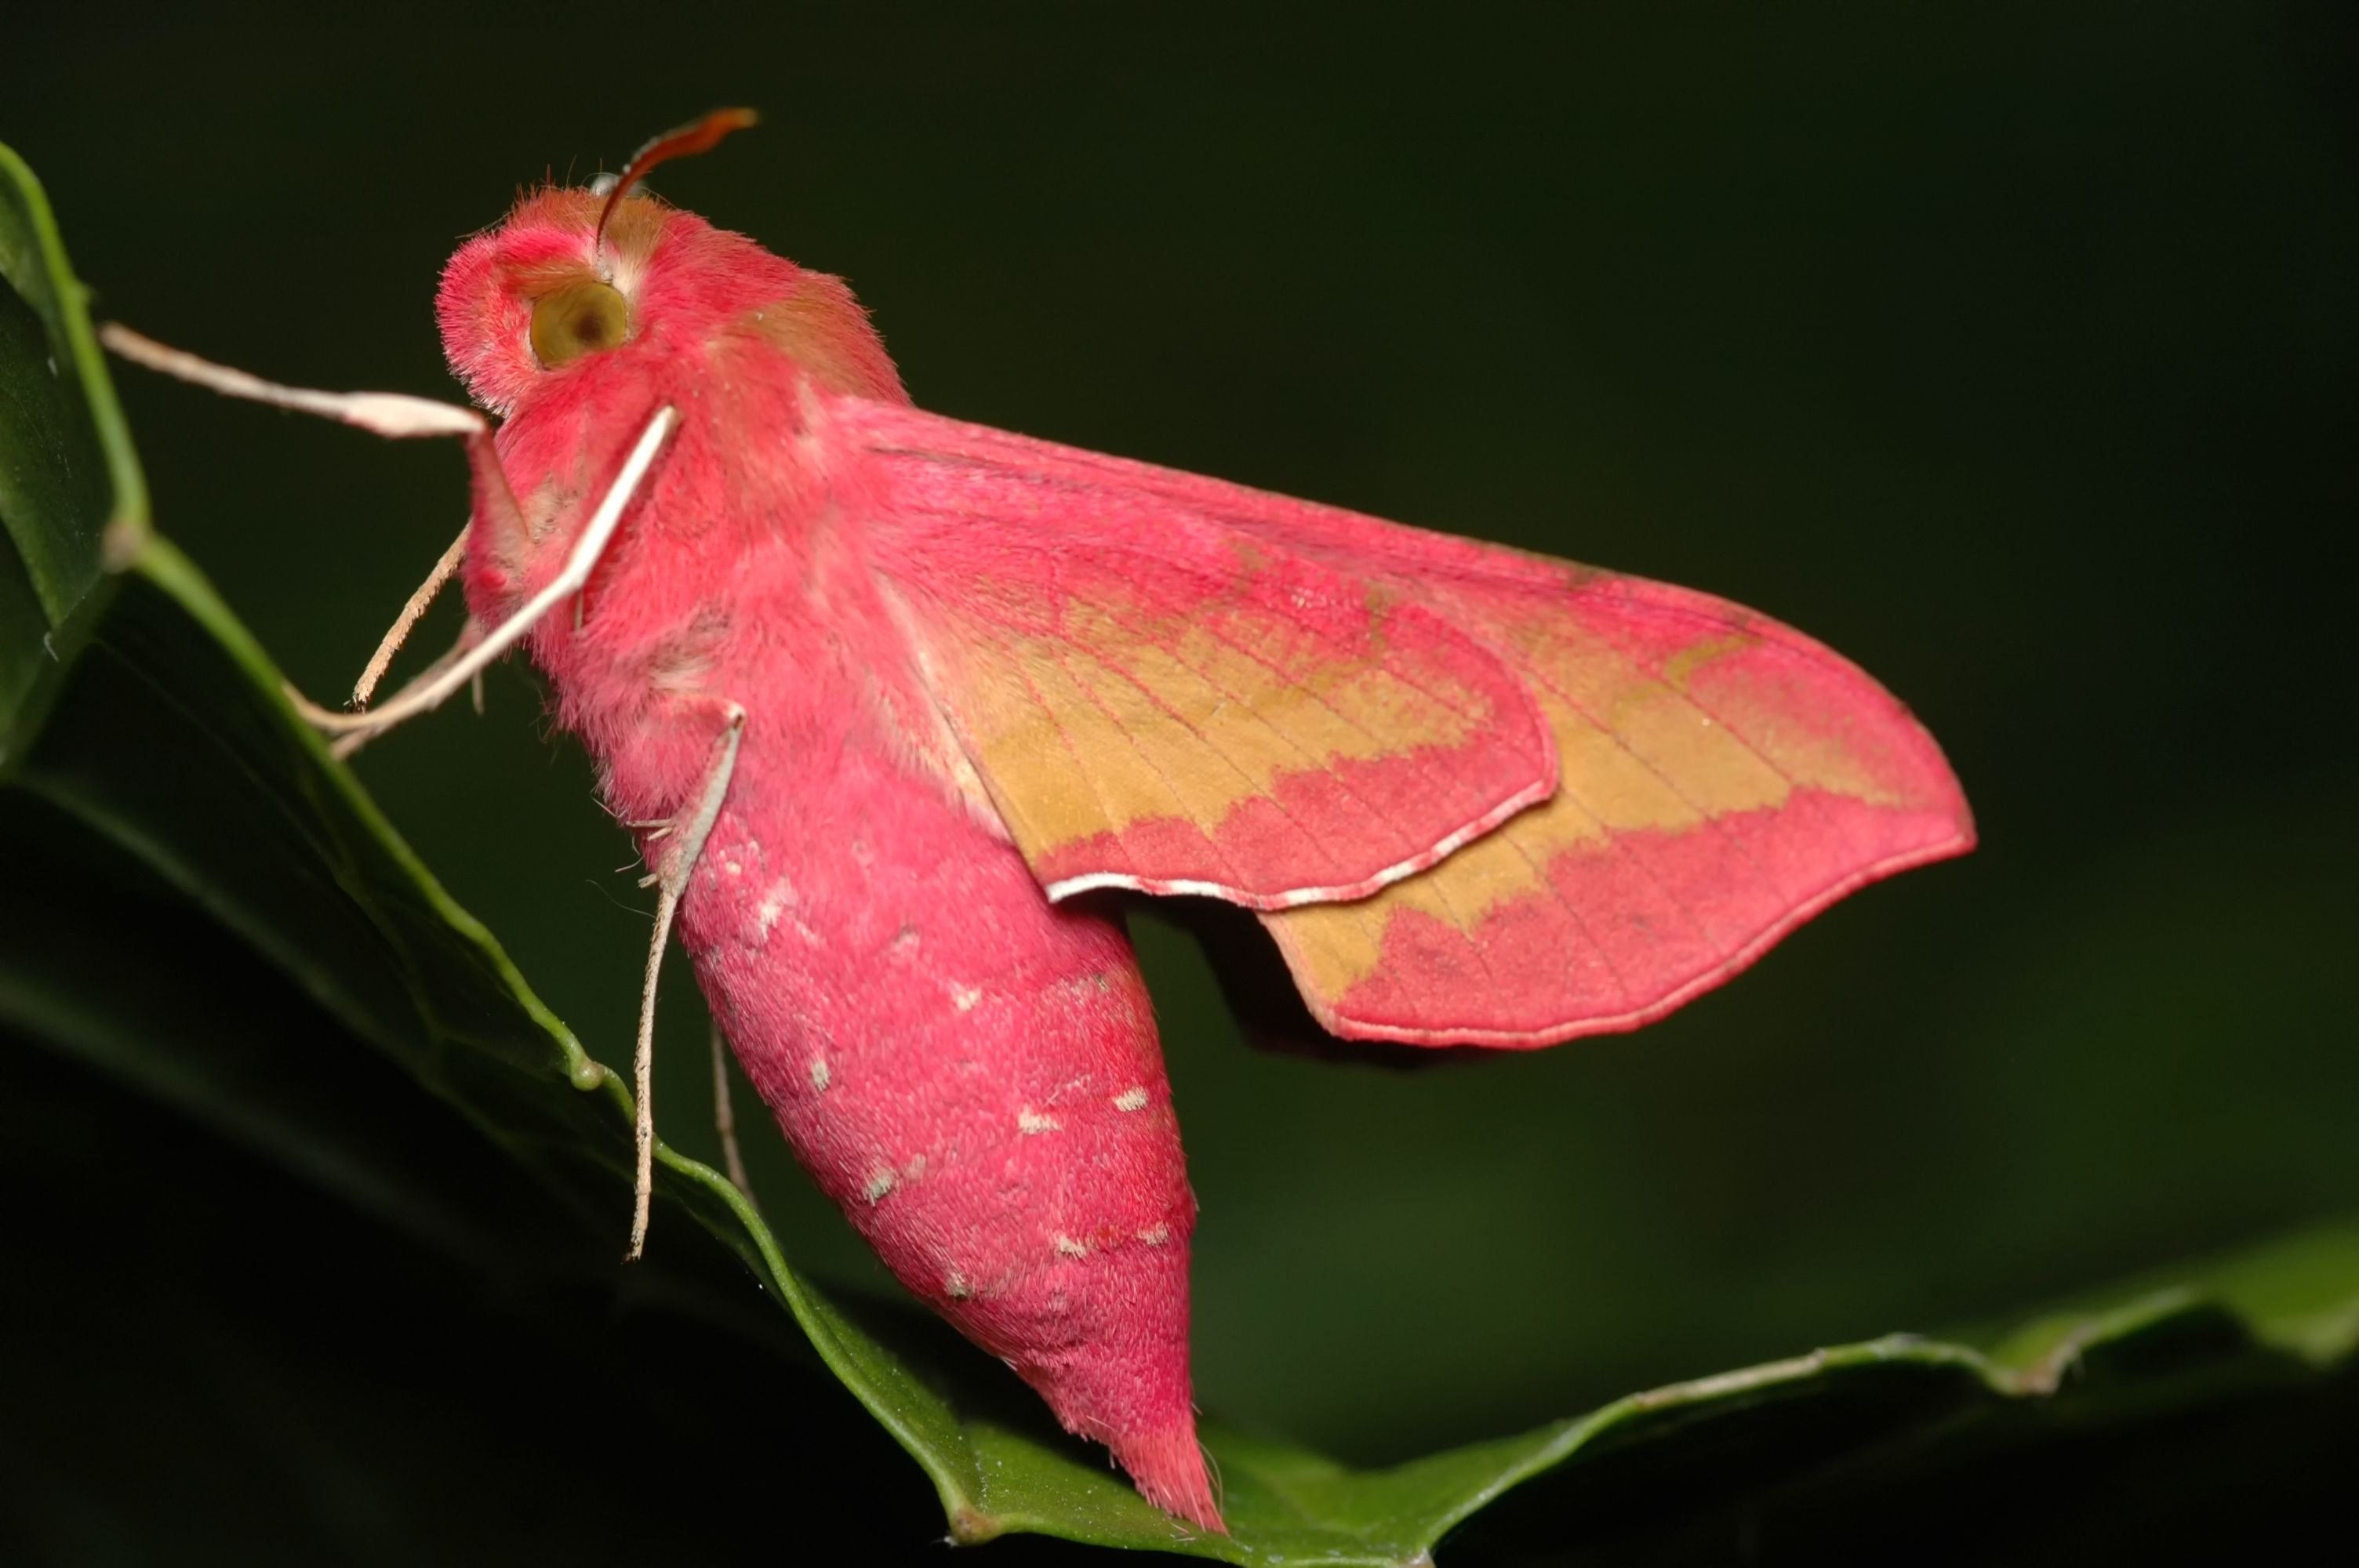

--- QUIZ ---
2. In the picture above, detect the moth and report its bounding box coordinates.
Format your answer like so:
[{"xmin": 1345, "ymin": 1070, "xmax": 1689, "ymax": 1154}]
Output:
[{"xmin": 106, "ymin": 111, "xmax": 1972, "ymax": 1532}]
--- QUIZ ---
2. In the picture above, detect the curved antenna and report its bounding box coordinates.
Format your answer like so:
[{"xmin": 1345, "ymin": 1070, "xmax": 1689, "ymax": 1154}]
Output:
[{"xmin": 595, "ymin": 107, "xmax": 760, "ymax": 257}]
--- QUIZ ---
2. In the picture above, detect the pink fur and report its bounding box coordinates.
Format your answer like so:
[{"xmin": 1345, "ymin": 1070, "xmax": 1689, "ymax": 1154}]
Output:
[
  {"xmin": 438, "ymin": 191, "xmax": 1219, "ymax": 1528},
  {"xmin": 433, "ymin": 173, "xmax": 1968, "ymax": 1534}
]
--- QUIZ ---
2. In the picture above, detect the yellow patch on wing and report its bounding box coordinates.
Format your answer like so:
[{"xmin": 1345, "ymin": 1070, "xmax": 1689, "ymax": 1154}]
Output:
[
  {"xmin": 963, "ymin": 599, "xmax": 1470, "ymax": 839},
  {"xmin": 1262, "ymin": 594, "xmax": 1969, "ymax": 1041},
  {"xmin": 918, "ymin": 551, "xmax": 1554, "ymax": 905}
]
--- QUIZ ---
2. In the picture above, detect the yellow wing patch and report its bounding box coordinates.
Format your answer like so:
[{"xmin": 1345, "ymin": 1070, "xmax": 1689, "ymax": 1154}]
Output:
[
  {"xmin": 1262, "ymin": 593, "xmax": 1972, "ymax": 1043},
  {"xmin": 912, "ymin": 544, "xmax": 1556, "ymax": 906}
]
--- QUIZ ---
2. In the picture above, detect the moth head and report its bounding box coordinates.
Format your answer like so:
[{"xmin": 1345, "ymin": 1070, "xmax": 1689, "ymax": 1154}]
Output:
[
  {"xmin": 434, "ymin": 185, "xmax": 663, "ymax": 416},
  {"xmin": 434, "ymin": 110, "xmax": 906, "ymax": 417}
]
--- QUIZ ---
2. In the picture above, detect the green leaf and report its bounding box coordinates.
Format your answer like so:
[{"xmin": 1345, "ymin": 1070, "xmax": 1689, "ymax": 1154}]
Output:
[
  {"xmin": 4, "ymin": 140, "xmax": 2355, "ymax": 1564},
  {"xmin": 0, "ymin": 141, "xmax": 147, "ymax": 764}
]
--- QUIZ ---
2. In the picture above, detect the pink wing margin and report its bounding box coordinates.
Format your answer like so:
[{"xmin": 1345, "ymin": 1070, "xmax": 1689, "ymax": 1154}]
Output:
[{"xmin": 841, "ymin": 398, "xmax": 1975, "ymax": 1046}]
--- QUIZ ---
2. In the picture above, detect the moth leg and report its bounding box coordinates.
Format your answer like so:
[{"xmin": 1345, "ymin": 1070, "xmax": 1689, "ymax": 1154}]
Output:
[
  {"xmin": 100, "ymin": 324, "xmax": 486, "ymax": 439},
  {"xmin": 627, "ymin": 700, "xmax": 747, "ymax": 1260},
  {"xmin": 330, "ymin": 618, "xmax": 485, "ymax": 762},
  {"xmin": 352, "ymin": 527, "xmax": 468, "ymax": 708},
  {"xmin": 708, "ymin": 1018, "xmax": 756, "ymax": 1202},
  {"xmin": 286, "ymin": 407, "xmax": 679, "ymax": 741},
  {"xmin": 98, "ymin": 324, "xmax": 540, "ymax": 727}
]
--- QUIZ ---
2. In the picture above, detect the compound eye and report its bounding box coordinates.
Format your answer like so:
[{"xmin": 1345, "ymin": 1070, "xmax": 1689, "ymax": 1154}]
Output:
[{"xmin": 529, "ymin": 279, "xmax": 631, "ymax": 368}]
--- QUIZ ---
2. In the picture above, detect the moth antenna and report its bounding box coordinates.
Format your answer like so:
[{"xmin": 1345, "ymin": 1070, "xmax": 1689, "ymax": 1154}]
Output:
[{"xmin": 595, "ymin": 107, "xmax": 761, "ymax": 260}]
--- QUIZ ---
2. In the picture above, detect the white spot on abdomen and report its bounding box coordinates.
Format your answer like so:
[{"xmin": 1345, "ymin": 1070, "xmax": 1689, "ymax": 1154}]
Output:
[
  {"xmin": 861, "ymin": 1167, "xmax": 896, "ymax": 1203},
  {"xmin": 945, "ymin": 1269, "xmax": 972, "ymax": 1299},
  {"xmin": 1113, "ymin": 1086, "xmax": 1149, "ymax": 1112},
  {"xmin": 1052, "ymin": 1234, "xmax": 1090, "ymax": 1258},
  {"xmin": 755, "ymin": 878, "xmax": 792, "ymax": 940},
  {"xmin": 948, "ymin": 982, "xmax": 983, "ymax": 1013},
  {"xmin": 1136, "ymin": 1223, "xmax": 1171, "ymax": 1247},
  {"xmin": 809, "ymin": 1058, "xmax": 832, "ymax": 1092},
  {"xmin": 1017, "ymin": 1107, "xmax": 1061, "ymax": 1135}
]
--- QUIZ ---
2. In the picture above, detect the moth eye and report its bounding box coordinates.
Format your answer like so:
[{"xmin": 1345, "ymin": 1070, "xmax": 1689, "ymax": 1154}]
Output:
[{"xmin": 529, "ymin": 279, "xmax": 632, "ymax": 368}]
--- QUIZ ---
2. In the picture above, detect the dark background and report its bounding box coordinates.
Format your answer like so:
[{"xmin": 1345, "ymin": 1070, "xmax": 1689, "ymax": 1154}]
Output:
[{"xmin": 6, "ymin": 2, "xmax": 2357, "ymax": 1560}]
